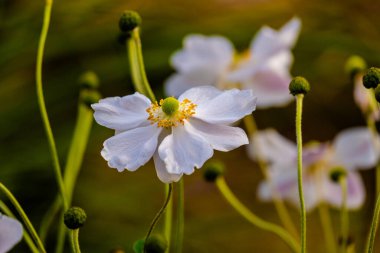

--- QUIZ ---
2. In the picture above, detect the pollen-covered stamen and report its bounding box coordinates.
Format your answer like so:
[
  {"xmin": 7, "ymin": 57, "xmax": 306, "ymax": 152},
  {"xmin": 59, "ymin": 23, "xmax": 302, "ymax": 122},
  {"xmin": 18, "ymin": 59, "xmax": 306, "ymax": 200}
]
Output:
[{"xmin": 146, "ymin": 97, "xmax": 196, "ymax": 128}]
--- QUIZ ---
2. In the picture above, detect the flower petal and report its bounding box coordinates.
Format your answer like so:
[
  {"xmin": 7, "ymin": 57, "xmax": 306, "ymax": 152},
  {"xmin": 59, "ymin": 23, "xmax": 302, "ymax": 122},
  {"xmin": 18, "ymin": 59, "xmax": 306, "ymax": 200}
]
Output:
[
  {"xmin": 178, "ymin": 86, "xmax": 222, "ymax": 106},
  {"xmin": 333, "ymin": 127, "xmax": 379, "ymax": 170},
  {"xmin": 158, "ymin": 123, "xmax": 213, "ymax": 175},
  {"xmin": 187, "ymin": 118, "xmax": 248, "ymax": 152},
  {"xmin": 153, "ymin": 151, "xmax": 183, "ymax": 183},
  {"xmin": 92, "ymin": 92, "xmax": 151, "ymax": 132},
  {"xmin": 0, "ymin": 214, "xmax": 23, "ymax": 253},
  {"xmin": 101, "ymin": 124, "xmax": 162, "ymax": 172},
  {"xmin": 165, "ymin": 74, "xmax": 212, "ymax": 98}
]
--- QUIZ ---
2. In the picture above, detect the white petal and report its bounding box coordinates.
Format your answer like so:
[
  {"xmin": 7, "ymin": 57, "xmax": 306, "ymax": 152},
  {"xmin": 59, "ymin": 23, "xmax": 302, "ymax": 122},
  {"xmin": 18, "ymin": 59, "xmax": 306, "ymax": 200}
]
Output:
[
  {"xmin": 0, "ymin": 215, "xmax": 23, "ymax": 253},
  {"xmin": 158, "ymin": 123, "xmax": 213, "ymax": 175},
  {"xmin": 187, "ymin": 118, "xmax": 248, "ymax": 152},
  {"xmin": 164, "ymin": 74, "xmax": 213, "ymax": 98},
  {"xmin": 92, "ymin": 92, "xmax": 151, "ymax": 132},
  {"xmin": 248, "ymin": 129, "xmax": 297, "ymax": 164},
  {"xmin": 333, "ymin": 127, "xmax": 379, "ymax": 170},
  {"xmin": 178, "ymin": 86, "xmax": 222, "ymax": 106},
  {"xmin": 153, "ymin": 151, "xmax": 182, "ymax": 183},
  {"xmin": 194, "ymin": 88, "xmax": 257, "ymax": 125},
  {"xmin": 101, "ymin": 124, "xmax": 162, "ymax": 172}
]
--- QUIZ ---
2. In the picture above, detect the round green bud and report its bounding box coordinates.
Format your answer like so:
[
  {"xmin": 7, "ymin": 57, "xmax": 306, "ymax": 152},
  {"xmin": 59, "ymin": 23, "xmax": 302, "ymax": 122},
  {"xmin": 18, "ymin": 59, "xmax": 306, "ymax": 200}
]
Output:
[
  {"xmin": 161, "ymin": 97, "xmax": 179, "ymax": 116},
  {"xmin": 78, "ymin": 71, "xmax": 100, "ymax": 89},
  {"xmin": 64, "ymin": 207, "xmax": 87, "ymax": 230},
  {"xmin": 344, "ymin": 55, "xmax": 367, "ymax": 77},
  {"xmin": 119, "ymin": 11, "xmax": 141, "ymax": 32},
  {"xmin": 329, "ymin": 167, "xmax": 347, "ymax": 183},
  {"xmin": 81, "ymin": 90, "xmax": 102, "ymax": 107},
  {"xmin": 363, "ymin": 67, "xmax": 380, "ymax": 89},
  {"xmin": 145, "ymin": 234, "xmax": 167, "ymax": 253},
  {"xmin": 289, "ymin": 76, "xmax": 310, "ymax": 96},
  {"xmin": 203, "ymin": 160, "xmax": 225, "ymax": 182}
]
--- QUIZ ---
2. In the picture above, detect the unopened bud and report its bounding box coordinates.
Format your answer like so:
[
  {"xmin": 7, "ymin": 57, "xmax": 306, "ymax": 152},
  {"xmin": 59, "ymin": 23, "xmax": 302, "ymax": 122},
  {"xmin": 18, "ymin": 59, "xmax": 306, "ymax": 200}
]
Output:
[
  {"xmin": 64, "ymin": 207, "xmax": 87, "ymax": 230},
  {"xmin": 119, "ymin": 11, "xmax": 141, "ymax": 32},
  {"xmin": 78, "ymin": 71, "xmax": 100, "ymax": 90},
  {"xmin": 363, "ymin": 67, "xmax": 380, "ymax": 89},
  {"xmin": 345, "ymin": 55, "xmax": 367, "ymax": 78},
  {"xmin": 289, "ymin": 76, "xmax": 310, "ymax": 96}
]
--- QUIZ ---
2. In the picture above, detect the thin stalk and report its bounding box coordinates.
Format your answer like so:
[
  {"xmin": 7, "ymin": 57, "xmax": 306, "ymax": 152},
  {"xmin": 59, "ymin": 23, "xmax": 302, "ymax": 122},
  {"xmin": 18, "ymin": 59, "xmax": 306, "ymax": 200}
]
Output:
[
  {"xmin": 340, "ymin": 176, "xmax": 349, "ymax": 253},
  {"xmin": 164, "ymin": 184, "xmax": 173, "ymax": 253},
  {"xmin": 36, "ymin": 0, "xmax": 68, "ymax": 209},
  {"xmin": 318, "ymin": 204, "xmax": 337, "ymax": 253},
  {"xmin": 0, "ymin": 183, "xmax": 46, "ymax": 253},
  {"xmin": 0, "ymin": 200, "xmax": 39, "ymax": 253},
  {"xmin": 216, "ymin": 177, "xmax": 300, "ymax": 253},
  {"xmin": 174, "ymin": 179, "xmax": 185, "ymax": 253},
  {"xmin": 295, "ymin": 94, "xmax": 306, "ymax": 253},
  {"xmin": 71, "ymin": 229, "xmax": 81, "ymax": 253},
  {"xmin": 365, "ymin": 193, "xmax": 380, "ymax": 253},
  {"xmin": 366, "ymin": 115, "xmax": 380, "ymax": 195}
]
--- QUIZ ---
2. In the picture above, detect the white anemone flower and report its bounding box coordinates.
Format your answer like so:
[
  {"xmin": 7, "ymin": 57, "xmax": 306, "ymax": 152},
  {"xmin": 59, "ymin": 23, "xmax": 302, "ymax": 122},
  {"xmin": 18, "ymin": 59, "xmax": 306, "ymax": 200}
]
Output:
[
  {"xmin": 0, "ymin": 214, "xmax": 23, "ymax": 253},
  {"xmin": 165, "ymin": 17, "xmax": 301, "ymax": 109},
  {"xmin": 92, "ymin": 86, "xmax": 256, "ymax": 183},
  {"xmin": 248, "ymin": 128, "xmax": 378, "ymax": 211}
]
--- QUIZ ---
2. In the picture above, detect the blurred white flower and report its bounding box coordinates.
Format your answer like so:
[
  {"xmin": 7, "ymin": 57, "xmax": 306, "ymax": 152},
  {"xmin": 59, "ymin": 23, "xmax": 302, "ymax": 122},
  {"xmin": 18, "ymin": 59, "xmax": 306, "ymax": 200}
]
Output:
[
  {"xmin": 354, "ymin": 74, "xmax": 380, "ymax": 121},
  {"xmin": 92, "ymin": 86, "xmax": 256, "ymax": 183},
  {"xmin": 249, "ymin": 128, "xmax": 378, "ymax": 211},
  {"xmin": 165, "ymin": 17, "xmax": 301, "ymax": 109},
  {"xmin": 0, "ymin": 214, "xmax": 23, "ymax": 253}
]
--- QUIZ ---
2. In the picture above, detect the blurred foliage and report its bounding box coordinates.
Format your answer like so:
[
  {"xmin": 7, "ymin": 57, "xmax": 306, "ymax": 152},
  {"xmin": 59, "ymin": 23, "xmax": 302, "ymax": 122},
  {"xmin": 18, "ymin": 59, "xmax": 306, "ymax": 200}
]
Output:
[{"xmin": 1, "ymin": 0, "xmax": 380, "ymax": 252}]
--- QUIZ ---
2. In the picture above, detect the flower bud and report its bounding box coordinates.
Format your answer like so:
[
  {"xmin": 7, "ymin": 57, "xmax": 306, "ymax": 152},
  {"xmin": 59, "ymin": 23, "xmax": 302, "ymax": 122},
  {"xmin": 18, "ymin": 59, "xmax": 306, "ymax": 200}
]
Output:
[
  {"xmin": 375, "ymin": 86, "xmax": 380, "ymax": 103},
  {"xmin": 64, "ymin": 207, "xmax": 87, "ymax": 230},
  {"xmin": 329, "ymin": 167, "xmax": 347, "ymax": 183},
  {"xmin": 345, "ymin": 55, "xmax": 367, "ymax": 78},
  {"xmin": 78, "ymin": 71, "xmax": 100, "ymax": 90},
  {"xmin": 119, "ymin": 11, "xmax": 141, "ymax": 32},
  {"xmin": 363, "ymin": 67, "xmax": 380, "ymax": 89},
  {"xmin": 161, "ymin": 97, "xmax": 179, "ymax": 116},
  {"xmin": 289, "ymin": 76, "xmax": 310, "ymax": 96},
  {"xmin": 145, "ymin": 234, "xmax": 167, "ymax": 253},
  {"xmin": 203, "ymin": 160, "xmax": 225, "ymax": 182},
  {"xmin": 81, "ymin": 90, "xmax": 102, "ymax": 107}
]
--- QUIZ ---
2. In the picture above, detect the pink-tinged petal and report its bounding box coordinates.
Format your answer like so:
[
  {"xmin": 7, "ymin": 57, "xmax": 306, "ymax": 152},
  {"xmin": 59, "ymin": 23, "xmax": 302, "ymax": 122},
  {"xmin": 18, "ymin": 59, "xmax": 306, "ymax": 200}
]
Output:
[
  {"xmin": 322, "ymin": 172, "xmax": 365, "ymax": 210},
  {"xmin": 153, "ymin": 151, "xmax": 182, "ymax": 183},
  {"xmin": 194, "ymin": 88, "xmax": 257, "ymax": 125},
  {"xmin": 178, "ymin": 86, "xmax": 222, "ymax": 107},
  {"xmin": 187, "ymin": 118, "xmax": 248, "ymax": 152},
  {"xmin": 302, "ymin": 143, "xmax": 329, "ymax": 167},
  {"xmin": 92, "ymin": 92, "xmax": 151, "ymax": 132},
  {"xmin": 0, "ymin": 215, "xmax": 23, "ymax": 253},
  {"xmin": 287, "ymin": 174, "xmax": 321, "ymax": 212},
  {"xmin": 158, "ymin": 123, "xmax": 213, "ymax": 175},
  {"xmin": 248, "ymin": 129, "xmax": 296, "ymax": 164},
  {"xmin": 333, "ymin": 127, "xmax": 379, "ymax": 170},
  {"xmin": 101, "ymin": 125, "xmax": 162, "ymax": 172}
]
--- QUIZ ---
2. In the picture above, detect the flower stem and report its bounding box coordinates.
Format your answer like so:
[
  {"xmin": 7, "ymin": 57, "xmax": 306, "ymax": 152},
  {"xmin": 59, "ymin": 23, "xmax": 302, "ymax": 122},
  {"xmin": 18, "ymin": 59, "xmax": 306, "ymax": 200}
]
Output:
[
  {"xmin": 71, "ymin": 229, "xmax": 81, "ymax": 253},
  {"xmin": 366, "ymin": 193, "xmax": 380, "ymax": 253},
  {"xmin": 295, "ymin": 94, "xmax": 307, "ymax": 253},
  {"xmin": 216, "ymin": 177, "xmax": 300, "ymax": 253},
  {"xmin": 339, "ymin": 176, "xmax": 349, "ymax": 253},
  {"xmin": 164, "ymin": 184, "xmax": 173, "ymax": 253},
  {"xmin": 366, "ymin": 115, "xmax": 380, "ymax": 195},
  {"xmin": 318, "ymin": 204, "xmax": 337, "ymax": 253},
  {"xmin": 174, "ymin": 178, "xmax": 185, "ymax": 253},
  {"xmin": 36, "ymin": 0, "xmax": 68, "ymax": 210},
  {"xmin": 144, "ymin": 183, "xmax": 173, "ymax": 253},
  {"xmin": 0, "ymin": 200, "xmax": 39, "ymax": 253},
  {"xmin": 0, "ymin": 183, "xmax": 46, "ymax": 253}
]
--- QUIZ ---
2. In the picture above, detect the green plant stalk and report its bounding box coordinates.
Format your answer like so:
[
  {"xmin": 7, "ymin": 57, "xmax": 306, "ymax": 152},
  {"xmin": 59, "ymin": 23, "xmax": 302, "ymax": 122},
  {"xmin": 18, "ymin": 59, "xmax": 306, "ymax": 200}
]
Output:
[
  {"xmin": 340, "ymin": 177, "xmax": 349, "ymax": 253},
  {"xmin": 0, "ymin": 183, "xmax": 46, "ymax": 253},
  {"xmin": 318, "ymin": 204, "xmax": 337, "ymax": 253},
  {"xmin": 216, "ymin": 177, "xmax": 300, "ymax": 253},
  {"xmin": 174, "ymin": 179, "xmax": 185, "ymax": 253},
  {"xmin": 164, "ymin": 184, "xmax": 173, "ymax": 253},
  {"xmin": 36, "ymin": 0, "xmax": 68, "ymax": 210},
  {"xmin": 366, "ymin": 193, "xmax": 380, "ymax": 253},
  {"xmin": 295, "ymin": 94, "xmax": 307, "ymax": 253},
  {"xmin": 0, "ymin": 200, "xmax": 39, "ymax": 253},
  {"xmin": 71, "ymin": 229, "xmax": 81, "ymax": 253}
]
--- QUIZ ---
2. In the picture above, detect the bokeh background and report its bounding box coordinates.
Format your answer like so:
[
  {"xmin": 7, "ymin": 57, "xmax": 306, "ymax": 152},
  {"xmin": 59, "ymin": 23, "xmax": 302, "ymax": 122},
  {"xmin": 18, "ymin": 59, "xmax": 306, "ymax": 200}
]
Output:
[{"xmin": 2, "ymin": 0, "xmax": 380, "ymax": 252}]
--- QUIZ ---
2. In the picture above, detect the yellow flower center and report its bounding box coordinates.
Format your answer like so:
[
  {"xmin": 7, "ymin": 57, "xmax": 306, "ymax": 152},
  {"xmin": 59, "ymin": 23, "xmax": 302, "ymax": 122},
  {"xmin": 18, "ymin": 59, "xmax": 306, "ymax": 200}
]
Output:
[{"xmin": 146, "ymin": 97, "xmax": 197, "ymax": 128}]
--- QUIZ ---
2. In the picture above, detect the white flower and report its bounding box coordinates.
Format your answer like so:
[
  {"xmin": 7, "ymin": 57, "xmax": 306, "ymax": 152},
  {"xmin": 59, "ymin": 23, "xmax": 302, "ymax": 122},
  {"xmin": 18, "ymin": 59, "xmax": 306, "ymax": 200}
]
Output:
[
  {"xmin": 165, "ymin": 17, "xmax": 301, "ymax": 109},
  {"xmin": 92, "ymin": 86, "xmax": 256, "ymax": 183},
  {"xmin": 0, "ymin": 214, "xmax": 23, "ymax": 253},
  {"xmin": 249, "ymin": 128, "xmax": 378, "ymax": 211}
]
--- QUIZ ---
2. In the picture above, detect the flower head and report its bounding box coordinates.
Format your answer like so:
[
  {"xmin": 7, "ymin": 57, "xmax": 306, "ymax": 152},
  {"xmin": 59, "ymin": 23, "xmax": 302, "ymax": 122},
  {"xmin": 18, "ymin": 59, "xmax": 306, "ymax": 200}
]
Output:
[
  {"xmin": 165, "ymin": 18, "xmax": 301, "ymax": 109},
  {"xmin": 0, "ymin": 213, "xmax": 23, "ymax": 253},
  {"xmin": 354, "ymin": 74, "xmax": 380, "ymax": 121},
  {"xmin": 92, "ymin": 86, "xmax": 256, "ymax": 183}
]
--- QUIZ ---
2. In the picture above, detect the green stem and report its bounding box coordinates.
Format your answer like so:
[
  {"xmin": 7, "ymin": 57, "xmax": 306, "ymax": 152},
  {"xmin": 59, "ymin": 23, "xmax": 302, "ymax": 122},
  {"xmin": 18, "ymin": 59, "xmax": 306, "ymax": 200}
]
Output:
[
  {"xmin": 295, "ymin": 94, "xmax": 307, "ymax": 253},
  {"xmin": 55, "ymin": 216, "xmax": 66, "ymax": 253},
  {"xmin": 0, "ymin": 200, "xmax": 39, "ymax": 253},
  {"xmin": 71, "ymin": 229, "xmax": 81, "ymax": 253},
  {"xmin": 366, "ymin": 193, "xmax": 380, "ymax": 253},
  {"xmin": 0, "ymin": 183, "xmax": 46, "ymax": 253},
  {"xmin": 174, "ymin": 179, "xmax": 184, "ymax": 253},
  {"xmin": 36, "ymin": 0, "xmax": 68, "ymax": 210},
  {"xmin": 144, "ymin": 183, "xmax": 173, "ymax": 253},
  {"xmin": 318, "ymin": 204, "xmax": 337, "ymax": 253},
  {"xmin": 216, "ymin": 177, "xmax": 300, "ymax": 253},
  {"xmin": 164, "ymin": 184, "xmax": 173, "ymax": 253},
  {"xmin": 340, "ymin": 177, "xmax": 349, "ymax": 253}
]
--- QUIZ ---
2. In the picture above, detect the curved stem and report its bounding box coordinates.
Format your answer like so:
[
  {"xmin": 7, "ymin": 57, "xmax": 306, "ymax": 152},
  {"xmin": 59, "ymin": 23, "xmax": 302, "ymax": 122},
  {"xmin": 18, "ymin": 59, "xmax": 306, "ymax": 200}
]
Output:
[
  {"xmin": 164, "ymin": 184, "xmax": 173, "ymax": 253},
  {"xmin": 216, "ymin": 177, "xmax": 300, "ymax": 253},
  {"xmin": 144, "ymin": 183, "xmax": 173, "ymax": 253},
  {"xmin": 36, "ymin": 0, "xmax": 68, "ymax": 210},
  {"xmin": 366, "ymin": 193, "xmax": 380, "ymax": 253},
  {"xmin": 318, "ymin": 204, "xmax": 337, "ymax": 253},
  {"xmin": 295, "ymin": 94, "xmax": 306, "ymax": 253},
  {"xmin": 339, "ymin": 177, "xmax": 349, "ymax": 253},
  {"xmin": 174, "ymin": 179, "xmax": 185, "ymax": 253},
  {"xmin": 0, "ymin": 183, "xmax": 46, "ymax": 253},
  {"xmin": 71, "ymin": 229, "xmax": 81, "ymax": 253}
]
